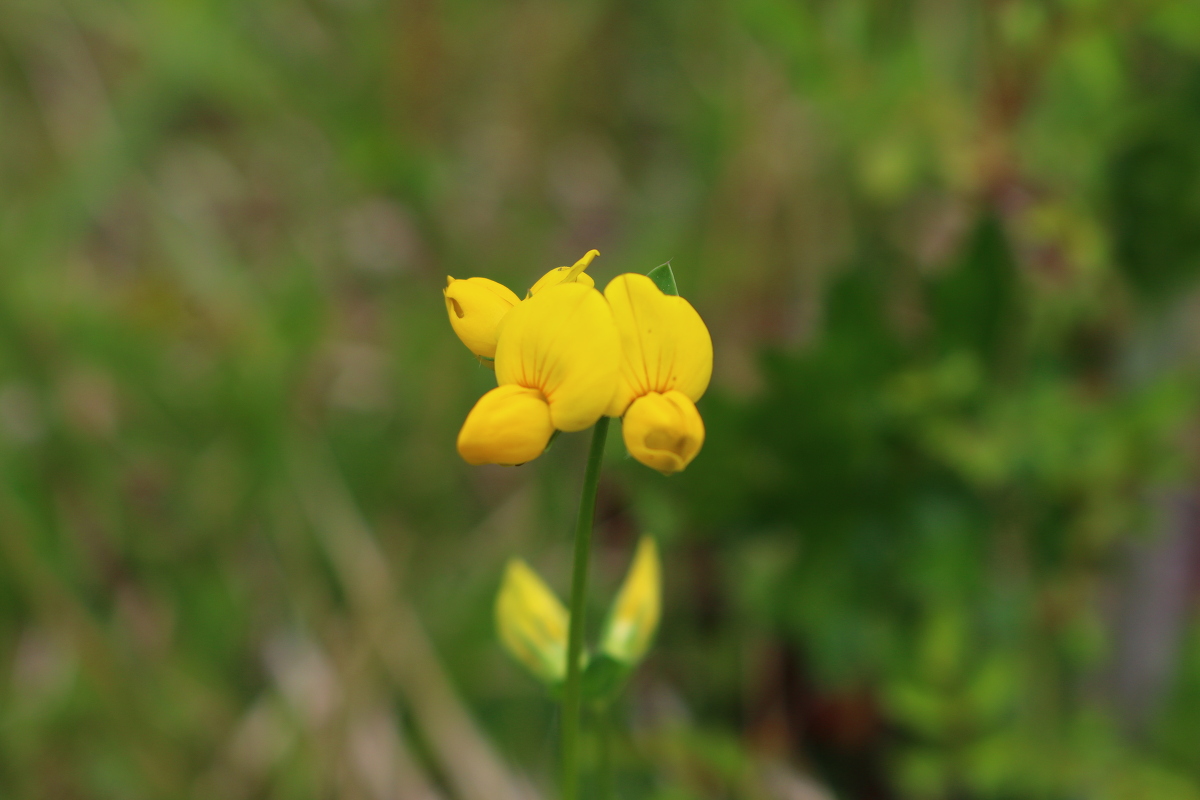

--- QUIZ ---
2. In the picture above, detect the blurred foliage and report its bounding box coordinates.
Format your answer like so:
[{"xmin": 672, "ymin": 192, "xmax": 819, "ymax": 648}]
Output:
[{"xmin": 3, "ymin": 0, "xmax": 1200, "ymax": 798}]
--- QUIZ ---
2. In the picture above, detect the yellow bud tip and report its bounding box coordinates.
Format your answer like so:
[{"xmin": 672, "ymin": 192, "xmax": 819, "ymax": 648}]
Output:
[
  {"xmin": 601, "ymin": 536, "xmax": 662, "ymax": 664},
  {"xmin": 446, "ymin": 275, "xmax": 455, "ymax": 286},
  {"xmin": 443, "ymin": 277, "xmax": 521, "ymax": 359},
  {"xmin": 561, "ymin": 249, "xmax": 600, "ymax": 284},
  {"xmin": 496, "ymin": 559, "xmax": 569, "ymax": 683}
]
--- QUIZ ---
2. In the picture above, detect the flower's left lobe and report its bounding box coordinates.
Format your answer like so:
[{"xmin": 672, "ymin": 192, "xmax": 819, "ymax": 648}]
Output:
[
  {"xmin": 443, "ymin": 276, "xmax": 521, "ymax": 359},
  {"xmin": 456, "ymin": 281, "xmax": 620, "ymax": 465}
]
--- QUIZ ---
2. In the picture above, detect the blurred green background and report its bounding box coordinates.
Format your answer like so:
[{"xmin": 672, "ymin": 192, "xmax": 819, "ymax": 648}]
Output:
[{"xmin": 4, "ymin": 0, "xmax": 1200, "ymax": 797}]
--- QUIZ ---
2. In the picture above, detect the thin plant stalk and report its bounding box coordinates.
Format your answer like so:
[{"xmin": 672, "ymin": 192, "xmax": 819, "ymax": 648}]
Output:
[
  {"xmin": 561, "ymin": 416, "xmax": 610, "ymax": 800},
  {"xmin": 596, "ymin": 703, "xmax": 614, "ymax": 800}
]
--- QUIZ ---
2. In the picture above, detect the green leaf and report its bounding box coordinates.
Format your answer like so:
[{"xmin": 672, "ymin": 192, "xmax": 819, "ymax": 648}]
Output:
[
  {"xmin": 580, "ymin": 654, "xmax": 631, "ymax": 702},
  {"xmin": 646, "ymin": 263, "xmax": 678, "ymax": 295},
  {"xmin": 543, "ymin": 429, "xmax": 562, "ymax": 453}
]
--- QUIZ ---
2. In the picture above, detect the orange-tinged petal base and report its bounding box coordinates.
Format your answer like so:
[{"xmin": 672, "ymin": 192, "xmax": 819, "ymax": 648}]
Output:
[
  {"xmin": 495, "ymin": 282, "xmax": 620, "ymax": 432},
  {"xmin": 457, "ymin": 385, "xmax": 554, "ymax": 465},
  {"xmin": 621, "ymin": 390, "xmax": 704, "ymax": 474},
  {"xmin": 604, "ymin": 273, "xmax": 713, "ymax": 417}
]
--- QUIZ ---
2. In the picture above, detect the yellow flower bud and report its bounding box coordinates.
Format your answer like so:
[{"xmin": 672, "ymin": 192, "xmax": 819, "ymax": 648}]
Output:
[
  {"xmin": 602, "ymin": 537, "xmax": 661, "ymax": 665},
  {"xmin": 457, "ymin": 385, "xmax": 555, "ymax": 465},
  {"xmin": 443, "ymin": 276, "xmax": 521, "ymax": 360},
  {"xmin": 496, "ymin": 559, "xmax": 569, "ymax": 684},
  {"xmin": 620, "ymin": 391, "xmax": 704, "ymax": 475}
]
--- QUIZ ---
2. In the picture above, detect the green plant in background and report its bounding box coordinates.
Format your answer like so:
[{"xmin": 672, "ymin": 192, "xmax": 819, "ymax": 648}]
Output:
[
  {"xmin": 670, "ymin": 219, "xmax": 1200, "ymax": 797},
  {"xmin": 443, "ymin": 256, "xmax": 711, "ymax": 797}
]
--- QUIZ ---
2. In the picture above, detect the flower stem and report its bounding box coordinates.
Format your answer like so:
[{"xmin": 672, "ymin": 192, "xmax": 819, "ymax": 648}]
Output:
[
  {"xmin": 597, "ymin": 703, "xmax": 614, "ymax": 800},
  {"xmin": 561, "ymin": 416, "xmax": 609, "ymax": 800}
]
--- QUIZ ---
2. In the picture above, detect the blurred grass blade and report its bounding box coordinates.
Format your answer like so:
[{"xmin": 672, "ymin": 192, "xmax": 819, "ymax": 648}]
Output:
[{"xmin": 288, "ymin": 442, "xmax": 540, "ymax": 800}]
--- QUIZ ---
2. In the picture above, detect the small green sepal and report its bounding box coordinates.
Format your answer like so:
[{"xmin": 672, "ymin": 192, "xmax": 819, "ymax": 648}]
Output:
[
  {"xmin": 580, "ymin": 653, "xmax": 631, "ymax": 703},
  {"xmin": 646, "ymin": 263, "xmax": 678, "ymax": 296}
]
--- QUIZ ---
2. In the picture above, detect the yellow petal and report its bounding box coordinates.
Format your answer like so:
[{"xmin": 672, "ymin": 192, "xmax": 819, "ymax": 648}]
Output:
[
  {"xmin": 603, "ymin": 273, "xmax": 712, "ymax": 417},
  {"xmin": 444, "ymin": 277, "xmax": 521, "ymax": 359},
  {"xmin": 457, "ymin": 385, "xmax": 555, "ymax": 465},
  {"xmin": 621, "ymin": 390, "xmax": 704, "ymax": 474},
  {"xmin": 528, "ymin": 267, "xmax": 595, "ymax": 297},
  {"xmin": 527, "ymin": 249, "xmax": 600, "ymax": 296},
  {"xmin": 602, "ymin": 537, "xmax": 661, "ymax": 665},
  {"xmin": 495, "ymin": 282, "xmax": 620, "ymax": 432},
  {"xmin": 496, "ymin": 559, "xmax": 568, "ymax": 683}
]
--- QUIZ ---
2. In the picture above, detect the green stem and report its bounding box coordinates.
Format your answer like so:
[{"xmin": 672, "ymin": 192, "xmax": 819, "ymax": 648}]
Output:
[
  {"xmin": 597, "ymin": 703, "xmax": 614, "ymax": 800},
  {"xmin": 561, "ymin": 416, "xmax": 609, "ymax": 800}
]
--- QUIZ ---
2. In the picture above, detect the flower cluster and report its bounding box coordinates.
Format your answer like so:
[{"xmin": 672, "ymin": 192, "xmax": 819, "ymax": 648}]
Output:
[{"xmin": 443, "ymin": 251, "xmax": 712, "ymax": 474}]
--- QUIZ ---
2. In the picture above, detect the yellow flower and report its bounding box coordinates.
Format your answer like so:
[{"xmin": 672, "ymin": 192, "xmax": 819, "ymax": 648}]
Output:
[
  {"xmin": 496, "ymin": 559, "xmax": 569, "ymax": 684},
  {"xmin": 457, "ymin": 385, "xmax": 556, "ymax": 466},
  {"xmin": 601, "ymin": 537, "xmax": 661, "ymax": 665},
  {"xmin": 457, "ymin": 280, "xmax": 620, "ymax": 464},
  {"xmin": 527, "ymin": 250, "xmax": 598, "ymax": 297},
  {"xmin": 620, "ymin": 390, "xmax": 705, "ymax": 474},
  {"xmin": 443, "ymin": 250, "xmax": 601, "ymax": 361},
  {"xmin": 604, "ymin": 273, "xmax": 712, "ymax": 474},
  {"xmin": 443, "ymin": 277, "xmax": 520, "ymax": 360}
]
